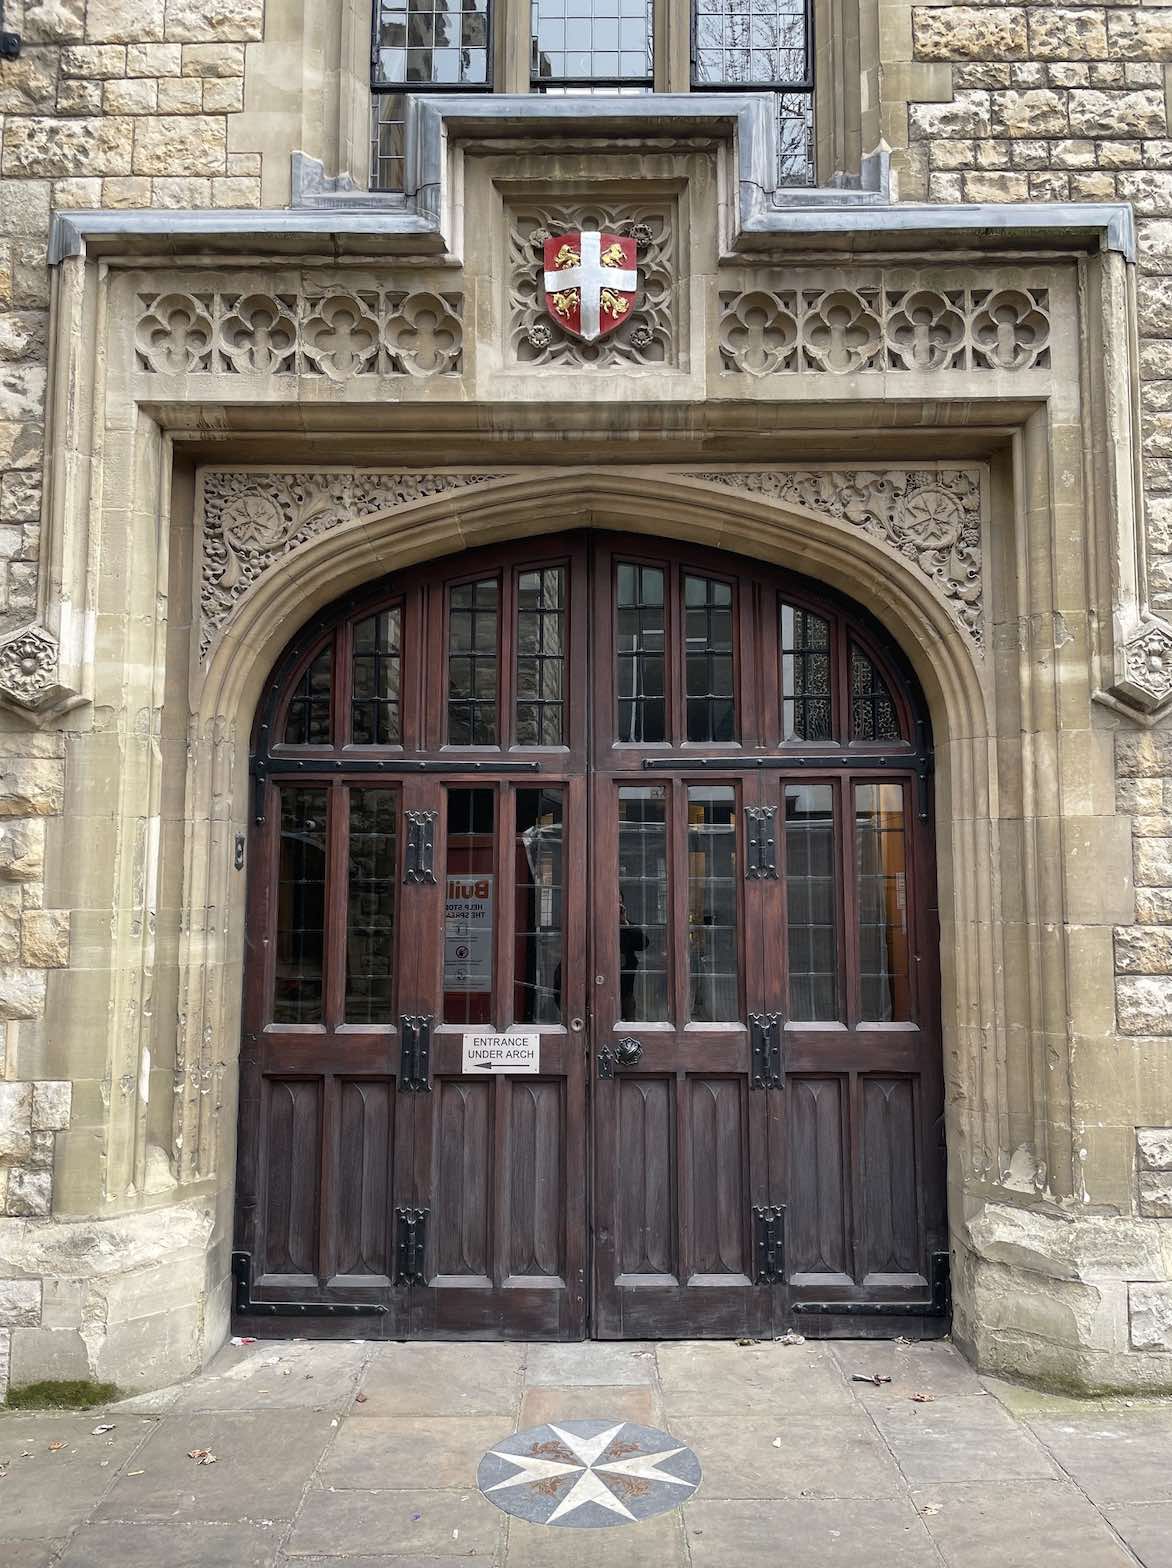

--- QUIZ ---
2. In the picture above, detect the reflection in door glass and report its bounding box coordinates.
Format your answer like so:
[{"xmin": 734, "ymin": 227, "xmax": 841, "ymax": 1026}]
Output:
[
  {"xmin": 780, "ymin": 604, "xmax": 832, "ymax": 741},
  {"xmin": 448, "ymin": 579, "xmax": 499, "ymax": 744},
  {"xmin": 351, "ymin": 609, "xmax": 402, "ymax": 745},
  {"xmin": 345, "ymin": 789, "xmax": 397, "ymax": 1023},
  {"xmin": 444, "ymin": 788, "xmax": 495, "ymax": 1024},
  {"xmin": 785, "ymin": 784, "xmax": 838, "ymax": 1020},
  {"xmin": 616, "ymin": 564, "xmax": 666, "ymax": 742},
  {"xmin": 856, "ymin": 782, "xmax": 911, "ymax": 1020},
  {"xmin": 274, "ymin": 787, "xmax": 328, "ymax": 1022},
  {"xmin": 283, "ymin": 647, "xmax": 332, "ymax": 745},
  {"xmin": 516, "ymin": 568, "xmax": 566, "ymax": 746},
  {"xmin": 514, "ymin": 789, "xmax": 564, "ymax": 1023},
  {"xmin": 617, "ymin": 786, "xmax": 669, "ymax": 1020},
  {"xmin": 687, "ymin": 787, "xmax": 739, "ymax": 1021},
  {"xmin": 684, "ymin": 575, "xmax": 735, "ymax": 742}
]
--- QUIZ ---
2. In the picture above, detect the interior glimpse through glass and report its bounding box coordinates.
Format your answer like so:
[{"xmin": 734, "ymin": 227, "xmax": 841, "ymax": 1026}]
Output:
[
  {"xmin": 616, "ymin": 563, "xmax": 666, "ymax": 742},
  {"xmin": 274, "ymin": 786, "xmax": 328, "ymax": 1023},
  {"xmin": 448, "ymin": 578, "xmax": 499, "ymax": 744},
  {"xmin": 513, "ymin": 789, "xmax": 565, "ymax": 1023},
  {"xmin": 283, "ymin": 647, "xmax": 332, "ymax": 745},
  {"xmin": 855, "ymin": 782, "xmax": 911, "ymax": 1021},
  {"xmin": 516, "ymin": 567, "xmax": 566, "ymax": 746},
  {"xmin": 784, "ymin": 783, "xmax": 838, "ymax": 1020},
  {"xmin": 780, "ymin": 603, "xmax": 832, "ymax": 741},
  {"xmin": 686, "ymin": 786, "xmax": 739, "ymax": 1022},
  {"xmin": 617, "ymin": 785, "xmax": 669, "ymax": 1020},
  {"xmin": 351, "ymin": 608, "xmax": 402, "ymax": 745},
  {"xmin": 684, "ymin": 575, "xmax": 735, "ymax": 742},
  {"xmin": 444, "ymin": 788, "xmax": 496, "ymax": 1025},
  {"xmin": 345, "ymin": 789, "xmax": 398, "ymax": 1023}
]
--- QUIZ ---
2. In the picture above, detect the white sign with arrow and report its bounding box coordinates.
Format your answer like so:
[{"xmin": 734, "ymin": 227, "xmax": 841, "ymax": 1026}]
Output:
[{"xmin": 461, "ymin": 1032, "xmax": 541, "ymax": 1075}]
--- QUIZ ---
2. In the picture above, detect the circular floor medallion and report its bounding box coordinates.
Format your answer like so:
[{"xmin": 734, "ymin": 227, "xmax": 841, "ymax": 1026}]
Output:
[{"xmin": 477, "ymin": 1418, "xmax": 701, "ymax": 1528}]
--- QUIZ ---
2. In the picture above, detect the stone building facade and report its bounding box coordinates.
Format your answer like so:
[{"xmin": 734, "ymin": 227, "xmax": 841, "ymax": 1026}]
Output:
[{"xmin": 0, "ymin": 0, "xmax": 1169, "ymax": 1397}]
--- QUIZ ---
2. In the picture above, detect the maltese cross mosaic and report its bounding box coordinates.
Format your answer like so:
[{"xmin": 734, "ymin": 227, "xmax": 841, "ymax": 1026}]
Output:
[{"xmin": 477, "ymin": 1418, "xmax": 701, "ymax": 1528}]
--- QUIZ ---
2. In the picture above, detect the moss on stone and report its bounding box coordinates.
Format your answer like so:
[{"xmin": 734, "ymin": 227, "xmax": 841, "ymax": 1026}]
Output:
[{"xmin": 3, "ymin": 1379, "xmax": 121, "ymax": 1409}]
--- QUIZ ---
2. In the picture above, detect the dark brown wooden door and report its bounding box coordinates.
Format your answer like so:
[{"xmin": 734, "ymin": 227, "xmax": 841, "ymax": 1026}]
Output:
[{"xmin": 234, "ymin": 531, "xmax": 946, "ymax": 1341}]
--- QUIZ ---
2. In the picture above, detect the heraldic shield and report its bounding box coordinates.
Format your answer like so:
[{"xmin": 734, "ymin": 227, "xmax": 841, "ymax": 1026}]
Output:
[{"xmin": 543, "ymin": 231, "xmax": 638, "ymax": 343}]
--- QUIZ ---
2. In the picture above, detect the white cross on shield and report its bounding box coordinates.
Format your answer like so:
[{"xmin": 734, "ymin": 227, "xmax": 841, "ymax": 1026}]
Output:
[{"xmin": 542, "ymin": 230, "xmax": 639, "ymax": 343}]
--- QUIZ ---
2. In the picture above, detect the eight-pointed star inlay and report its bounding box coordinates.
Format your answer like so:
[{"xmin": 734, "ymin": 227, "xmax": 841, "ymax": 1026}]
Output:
[{"xmin": 476, "ymin": 1418, "xmax": 701, "ymax": 1528}]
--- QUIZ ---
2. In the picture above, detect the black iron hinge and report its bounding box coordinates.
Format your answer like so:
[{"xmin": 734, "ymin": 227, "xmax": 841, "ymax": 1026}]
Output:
[
  {"xmin": 404, "ymin": 810, "xmax": 437, "ymax": 883},
  {"xmin": 749, "ymin": 1012, "xmax": 784, "ymax": 1089},
  {"xmin": 231, "ymin": 1251, "xmax": 387, "ymax": 1318},
  {"xmin": 399, "ymin": 1014, "xmax": 432, "ymax": 1091},
  {"xmin": 793, "ymin": 1251, "xmax": 952, "ymax": 1317},
  {"xmin": 395, "ymin": 1206, "xmax": 428, "ymax": 1284},
  {"xmin": 745, "ymin": 806, "xmax": 778, "ymax": 879},
  {"xmin": 753, "ymin": 1204, "xmax": 786, "ymax": 1284}
]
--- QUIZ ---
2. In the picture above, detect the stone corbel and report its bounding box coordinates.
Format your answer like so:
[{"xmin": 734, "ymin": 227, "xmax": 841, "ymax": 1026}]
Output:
[
  {"xmin": 0, "ymin": 623, "xmax": 86, "ymax": 726},
  {"xmin": 1104, "ymin": 617, "xmax": 1172, "ymax": 726}
]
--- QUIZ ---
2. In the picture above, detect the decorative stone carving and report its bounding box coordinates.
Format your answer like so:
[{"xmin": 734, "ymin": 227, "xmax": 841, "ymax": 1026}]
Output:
[
  {"xmin": 136, "ymin": 288, "xmax": 464, "ymax": 378},
  {"xmin": 508, "ymin": 202, "xmax": 675, "ymax": 368},
  {"xmin": 687, "ymin": 469, "xmax": 984, "ymax": 645},
  {"xmin": 1111, "ymin": 619, "xmax": 1172, "ymax": 715},
  {"xmin": 718, "ymin": 284, "xmax": 1050, "ymax": 376},
  {"xmin": 200, "ymin": 471, "xmax": 504, "ymax": 656},
  {"xmin": 0, "ymin": 624, "xmax": 82, "ymax": 721}
]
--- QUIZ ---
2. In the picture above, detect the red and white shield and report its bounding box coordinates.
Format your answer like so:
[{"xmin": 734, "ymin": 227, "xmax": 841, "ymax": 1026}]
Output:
[{"xmin": 543, "ymin": 231, "xmax": 638, "ymax": 343}]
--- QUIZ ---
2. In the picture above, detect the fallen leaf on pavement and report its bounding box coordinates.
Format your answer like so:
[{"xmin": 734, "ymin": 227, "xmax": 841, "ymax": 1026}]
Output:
[
  {"xmin": 911, "ymin": 1393, "xmax": 936, "ymax": 1403},
  {"xmin": 776, "ymin": 1331, "xmax": 806, "ymax": 1346},
  {"xmin": 92, "ymin": 1424, "xmax": 115, "ymax": 1435},
  {"xmin": 771, "ymin": 1437, "xmax": 782, "ymax": 1448},
  {"xmin": 230, "ymin": 1336, "xmax": 257, "ymax": 1346},
  {"xmin": 127, "ymin": 1469, "xmax": 144, "ymax": 1477},
  {"xmin": 187, "ymin": 1449, "xmax": 218, "ymax": 1465},
  {"xmin": 47, "ymin": 1441, "xmax": 66, "ymax": 1452},
  {"xmin": 355, "ymin": 1392, "xmax": 368, "ymax": 1404}
]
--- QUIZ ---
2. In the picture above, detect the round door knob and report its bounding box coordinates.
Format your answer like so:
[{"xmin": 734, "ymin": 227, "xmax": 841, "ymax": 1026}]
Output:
[{"xmin": 614, "ymin": 1037, "xmax": 643, "ymax": 1068}]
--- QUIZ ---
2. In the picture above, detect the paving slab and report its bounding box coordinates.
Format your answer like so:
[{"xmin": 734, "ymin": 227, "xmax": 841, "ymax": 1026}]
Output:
[
  {"xmin": 94, "ymin": 1411, "xmax": 337, "ymax": 1524},
  {"xmin": 682, "ymin": 1497, "xmax": 941, "ymax": 1567},
  {"xmin": 0, "ymin": 1413, "xmax": 156, "ymax": 1540},
  {"xmin": 357, "ymin": 1345, "xmax": 524, "ymax": 1418},
  {"xmin": 518, "ymin": 1384, "xmax": 659, "ymax": 1428},
  {"xmin": 656, "ymin": 1341, "xmax": 852, "ymax": 1416},
  {"xmin": 282, "ymin": 1561, "xmax": 476, "ymax": 1568},
  {"xmin": 0, "ymin": 1543, "xmax": 64, "ymax": 1568},
  {"xmin": 1104, "ymin": 1503, "xmax": 1172, "ymax": 1568},
  {"xmin": 867, "ymin": 1391, "xmax": 1060, "ymax": 1483},
  {"xmin": 175, "ymin": 1340, "xmax": 370, "ymax": 1413},
  {"xmin": 56, "ymin": 1520, "xmax": 283, "ymax": 1567},
  {"xmin": 320, "ymin": 1417, "xmax": 508, "ymax": 1491},
  {"xmin": 523, "ymin": 1343, "xmax": 657, "ymax": 1386},
  {"xmin": 910, "ymin": 1481, "xmax": 1138, "ymax": 1568},
  {"xmin": 830, "ymin": 1339, "xmax": 985, "ymax": 1402},
  {"xmin": 668, "ymin": 1410, "xmax": 901, "ymax": 1499},
  {"xmin": 1026, "ymin": 1411, "xmax": 1172, "ymax": 1504},
  {"xmin": 505, "ymin": 1508, "xmax": 685, "ymax": 1567},
  {"xmin": 287, "ymin": 1487, "xmax": 502, "ymax": 1559}
]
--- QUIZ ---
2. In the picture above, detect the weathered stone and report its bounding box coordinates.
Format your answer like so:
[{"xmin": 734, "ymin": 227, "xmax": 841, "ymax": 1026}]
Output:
[
  {"xmin": 163, "ymin": 0, "xmax": 265, "ymax": 43},
  {"xmin": 0, "ymin": 758, "xmax": 62, "ymax": 818},
  {"xmin": 1137, "ymin": 887, "xmax": 1172, "ymax": 925},
  {"xmin": 87, "ymin": 0, "xmax": 165, "ymax": 42},
  {"xmin": 1049, "ymin": 62, "xmax": 1090, "ymax": 89},
  {"xmin": 6, "ymin": 1167, "xmax": 51, "ymax": 1216},
  {"xmin": 0, "ymin": 1278, "xmax": 41, "ymax": 1326},
  {"xmin": 0, "ymin": 1082, "xmax": 32, "ymax": 1162},
  {"xmin": 1138, "ymin": 1128, "xmax": 1172, "ymax": 1171},
  {"xmin": 181, "ymin": 42, "xmax": 246, "ymax": 76},
  {"xmin": 202, "ymin": 78, "xmax": 244, "ymax": 113},
  {"xmin": 21, "ymin": 0, "xmax": 86, "ymax": 43},
  {"xmin": 2, "ymin": 117, "xmax": 133, "ymax": 179},
  {"xmin": 104, "ymin": 79, "xmax": 159, "ymax": 115},
  {"xmin": 31, "ymin": 1081, "xmax": 71, "ymax": 1134},
  {"xmin": 991, "ymin": 89, "xmax": 1069, "ymax": 138},
  {"xmin": 127, "ymin": 42, "xmax": 182, "ymax": 75},
  {"xmin": 1139, "ymin": 1170, "xmax": 1172, "ymax": 1218},
  {"xmin": 1129, "ymin": 1283, "xmax": 1172, "ymax": 1351},
  {"xmin": 131, "ymin": 116, "xmax": 227, "ymax": 177},
  {"xmin": 1028, "ymin": 9, "xmax": 1107, "ymax": 61},
  {"xmin": 22, "ymin": 909, "xmax": 70, "ymax": 969},
  {"xmin": 965, "ymin": 171, "xmax": 1030, "ymax": 202},
  {"xmin": 1134, "ymin": 837, "xmax": 1172, "ymax": 886},
  {"xmin": 1108, "ymin": 10, "xmax": 1172, "ymax": 62},
  {"xmin": 909, "ymin": 91, "xmax": 992, "ymax": 141},
  {"xmin": 0, "ymin": 818, "xmax": 45, "ymax": 882},
  {"xmin": 0, "ymin": 49, "xmax": 59, "ymax": 115},
  {"xmin": 157, "ymin": 77, "xmax": 203, "ymax": 114},
  {"xmin": 57, "ymin": 77, "xmax": 103, "ymax": 116},
  {"xmin": 0, "ymin": 966, "xmax": 46, "ymax": 1023},
  {"xmin": 1068, "ymin": 90, "xmax": 1169, "ymax": 140},
  {"xmin": 1115, "ymin": 926, "xmax": 1172, "ymax": 974},
  {"xmin": 1117, "ymin": 975, "xmax": 1172, "ymax": 1036},
  {"xmin": 913, "ymin": 8, "xmax": 1027, "ymax": 62},
  {"xmin": 0, "ymin": 1326, "xmax": 9, "ymax": 1399}
]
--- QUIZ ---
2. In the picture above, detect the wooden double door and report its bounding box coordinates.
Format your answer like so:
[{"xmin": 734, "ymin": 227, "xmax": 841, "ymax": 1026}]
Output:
[{"xmin": 234, "ymin": 532, "xmax": 947, "ymax": 1340}]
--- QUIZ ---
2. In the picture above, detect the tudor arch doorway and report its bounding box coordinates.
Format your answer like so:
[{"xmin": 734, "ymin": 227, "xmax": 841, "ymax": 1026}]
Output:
[{"xmin": 233, "ymin": 532, "xmax": 947, "ymax": 1341}]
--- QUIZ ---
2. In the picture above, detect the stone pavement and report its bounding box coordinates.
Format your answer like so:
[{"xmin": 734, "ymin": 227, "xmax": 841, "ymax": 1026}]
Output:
[{"xmin": 2, "ymin": 1337, "xmax": 1171, "ymax": 1567}]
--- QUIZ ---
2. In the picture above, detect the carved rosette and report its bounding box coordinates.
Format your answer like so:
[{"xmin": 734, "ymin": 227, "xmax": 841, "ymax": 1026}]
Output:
[
  {"xmin": 199, "ymin": 471, "xmax": 504, "ymax": 658},
  {"xmin": 1112, "ymin": 620, "xmax": 1172, "ymax": 716},
  {"xmin": 687, "ymin": 468, "xmax": 984, "ymax": 647},
  {"xmin": 0, "ymin": 623, "xmax": 82, "ymax": 720}
]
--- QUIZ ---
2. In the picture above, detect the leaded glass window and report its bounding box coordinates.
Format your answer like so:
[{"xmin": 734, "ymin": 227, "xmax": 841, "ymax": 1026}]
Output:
[
  {"xmin": 684, "ymin": 574, "xmax": 735, "ymax": 742},
  {"xmin": 283, "ymin": 647, "xmax": 332, "ymax": 746},
  {"xmin": 687, "ymin": 786, "xmax": 739, "ymax": 1022},
  {"xmin": 352, "ymin": 609, "xmax": 402, "ymax": 746},
  {"xmin": 449, "ymin": 578, "xmax": 500, "ymax": 745},
  {"xmin": 850, "ymin": 644, "xmax": 902, "ymax": 742},
  {"xmin": 372, "ymin": 0, "xmax": 491, "ymax": 88},
  {"xmin": 532, "ymin": 0, "xmax": 653, "ymax": 86},
  {"xmin": 616, "ymin": 563, "xmax": 666, "ymax": 743},
  {"xmin": 780, "ymin": 602, "xmax": 832, "ymax": 742},
  {"xmin": 516, "ymin": 567, "xmax": 566, "ymax": 747}
]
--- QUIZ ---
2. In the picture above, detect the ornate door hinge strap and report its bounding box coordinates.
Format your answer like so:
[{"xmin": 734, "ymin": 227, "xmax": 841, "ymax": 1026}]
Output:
[
  {"xmin": 745, "ymin": 806, "xmax": 778, "ymax": 879},
  {"xmin": 793, "ymin": 1250, "xmax": 952, "ymax": 1317},
  {"xmin": 395, "ymin": 1206, "xmax": 428, "ymax": 1285},
  {"xmin": 230, "ymin": 1251, "xmax": 386, "ymax": 1318},
  {"xmin": 404, "ymin": 810, "xmax": 437, "ymax": 883},
  {"xmin": 399, "ymin": 1014, "xmax": 432, "ymax": 1092},
  {"xmin": 753, "ymin": 1204, "xmax": 786, "ymax": 1285},
  {"xmin": 749, "ymin": 1012, "xmax": 783, "ymax": 1089}
]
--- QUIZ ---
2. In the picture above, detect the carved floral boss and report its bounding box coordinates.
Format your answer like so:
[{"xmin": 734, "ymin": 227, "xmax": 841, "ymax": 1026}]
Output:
[{"xmin": 543, "ymin": 231, "xmax": 638, "ymax": 343}]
